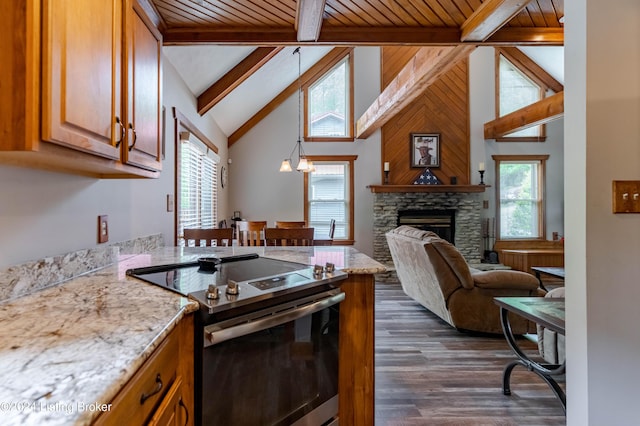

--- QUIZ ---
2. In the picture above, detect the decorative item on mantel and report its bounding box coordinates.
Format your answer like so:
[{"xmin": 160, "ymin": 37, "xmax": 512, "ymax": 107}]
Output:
[
  {"xmin": 478, "ymin": 162, "xmax": 486, "ymax": 185},
  {"xmin": 413, "ymin": 168, "xmax": 442, "ymax": 185},
  {"xmin": 383, "ymin": 162, "xmax": 390, "ymax": 184}
]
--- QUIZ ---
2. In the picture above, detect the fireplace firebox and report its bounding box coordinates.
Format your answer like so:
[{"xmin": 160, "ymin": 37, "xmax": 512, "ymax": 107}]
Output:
[{"xmin": 397, "ymin": 209, "xmax": 456, "ymax": 243}]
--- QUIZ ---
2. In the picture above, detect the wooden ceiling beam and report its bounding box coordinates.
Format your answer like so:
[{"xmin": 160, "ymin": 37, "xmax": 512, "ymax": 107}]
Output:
[
  {"xmin": 162, "ymin": 26, "xmax": 561, "ymax": 46},
  {"xmin": 487, "ymin": 27, "xmax": 564, "ymax": 45},
  {"xmin": 484, "ymin": 91, "xmax": 564, "ymax": 139},
  {"xmin": 460, "ymin": 0, "xmax": 531, "ymax": 42},
  {"xmin": 356, "ymin": 45, "xmax": 476, "ymax": 139},
  {"xmin": 197, "ymin": 47, "xmax": 284, "ymax": 115},
  {"xmin": 228, "ymin": 47, "xmax": 353, "ymax": 147},
  {"xmin": 296, "ymin": 0, "xmax": 327, "ymax": 42}
]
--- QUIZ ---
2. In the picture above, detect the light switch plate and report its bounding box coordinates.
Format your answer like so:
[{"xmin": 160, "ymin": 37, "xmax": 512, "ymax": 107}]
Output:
[{"xmin": 612, "ymin": 181, "xmax": 640, "ymax": 213}]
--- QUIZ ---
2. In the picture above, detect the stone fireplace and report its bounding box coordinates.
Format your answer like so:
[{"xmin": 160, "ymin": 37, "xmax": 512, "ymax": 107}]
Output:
[{"xmin": 370, "ymin": 185, "xmax": 485, "ymax": 281}]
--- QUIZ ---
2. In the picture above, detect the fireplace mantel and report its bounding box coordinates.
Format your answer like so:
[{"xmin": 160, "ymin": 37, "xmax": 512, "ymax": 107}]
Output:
[{"xmin": 368, "ymin": 185, "xmax": 489, "ymax": 193}]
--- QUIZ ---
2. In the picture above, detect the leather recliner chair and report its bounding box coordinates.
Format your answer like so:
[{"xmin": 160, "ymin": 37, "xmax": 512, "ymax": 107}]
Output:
[{"xmin": 386, "ymin": 225, "xmax": 545, "ymax": 334}]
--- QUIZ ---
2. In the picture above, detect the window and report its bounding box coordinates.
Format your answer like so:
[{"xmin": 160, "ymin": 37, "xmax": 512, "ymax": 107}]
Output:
[
  {"xmin": 496, "ymin": 52, "xmax": 546, "ymax": 141},
  {"xmin": 493, "ymin": 155, "xmax": 548, "ymax": 240},
  {"xmin": 304, "ymin": 54, "xmax": 354, "ymax": 141},
  {"xmin": 304, "ymin": 156, "xmax": 357, "ymax": 243},
  {"xmin": 174, "ymin": 108, "xmax": 220, "ymax": 246}
]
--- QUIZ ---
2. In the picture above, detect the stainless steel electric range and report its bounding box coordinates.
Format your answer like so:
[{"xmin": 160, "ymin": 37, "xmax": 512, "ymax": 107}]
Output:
[{"xmin": 127, "ymin": 253, "xmax": 348, "ymax": 426}]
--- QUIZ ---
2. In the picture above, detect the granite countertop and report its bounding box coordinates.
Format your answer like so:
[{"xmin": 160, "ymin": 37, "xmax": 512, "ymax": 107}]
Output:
[{"xmin": 0, "ymin": 245, "xmax": 384, "ymax": 425}]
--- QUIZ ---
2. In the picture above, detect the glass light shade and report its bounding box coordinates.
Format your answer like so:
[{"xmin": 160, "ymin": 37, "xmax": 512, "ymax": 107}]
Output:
[
  {"xmin": 306, "ymin": 161, "xmax": 315, "ymax": 173},
  {"xmin": 279, "ymin": 159, "xmax": 293, "ymax": 172},
  {"xmin": 296, "ymin": 157, "xmax": 309, "ymax": 171}
]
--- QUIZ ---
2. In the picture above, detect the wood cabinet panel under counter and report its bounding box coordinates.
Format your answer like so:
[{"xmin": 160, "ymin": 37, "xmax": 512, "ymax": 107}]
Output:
[{"xmin": 93, "ymin": 315, "xmax": 194, "ymax": 426}]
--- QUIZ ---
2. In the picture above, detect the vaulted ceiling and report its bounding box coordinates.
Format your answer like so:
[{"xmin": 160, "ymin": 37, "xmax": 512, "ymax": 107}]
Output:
[{"xmin": 151, "ymin": 0, "xmax": 564, "ymax": 140}]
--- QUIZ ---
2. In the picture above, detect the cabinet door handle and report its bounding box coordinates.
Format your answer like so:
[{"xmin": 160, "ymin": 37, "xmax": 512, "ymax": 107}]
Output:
[
  {"xmin": 140, "ymin": 374, "xmax": 163, "ymax": 404},
  {"xmin": 128, "ymin": 123, "xmax": 137, "ymax": 151},
  {"xmin": 115, "ymin": 117, "xmax": 125, "ymax": 148},
  {"xmin": 179, "ymin": 397, "xmax": 189, "ymax": 426}
]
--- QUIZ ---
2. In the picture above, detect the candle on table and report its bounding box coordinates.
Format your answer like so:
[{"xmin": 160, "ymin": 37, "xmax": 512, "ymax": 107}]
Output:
[
  {"xmin": 384, "ymin": 162, "xmax": 390, "ymax": 171},
  {"xmin": 478, "ymin": 162, "xmax": 485, "ymax": 171}
]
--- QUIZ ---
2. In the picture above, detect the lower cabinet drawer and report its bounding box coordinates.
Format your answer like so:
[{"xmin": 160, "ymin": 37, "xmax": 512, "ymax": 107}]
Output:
[
  {"xmin": 94, "ymin": 330, "xmax": 179, "ymax": 425},
  {"xmin": 147, "ymin": 376, "xmax": 187, "ymax": 426}
]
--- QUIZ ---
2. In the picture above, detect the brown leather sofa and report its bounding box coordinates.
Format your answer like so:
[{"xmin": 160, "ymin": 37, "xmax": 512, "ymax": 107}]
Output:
[{"xmin": 386, "ymin": 225, "xmax": 545, "ymax": 334}]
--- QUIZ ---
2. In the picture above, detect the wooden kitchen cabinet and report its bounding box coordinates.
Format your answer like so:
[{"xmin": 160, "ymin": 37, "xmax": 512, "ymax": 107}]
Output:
[
  {"xmin": 94, "ymin": 314, "xmax": 194, "ymax": 426},
  {"xmin": 0, "ymin": 0, "xmax": 161, "ymax": 178},
  {"xmin": 122, "ymin": 0, "xmax": 163, "ymax": 172}
]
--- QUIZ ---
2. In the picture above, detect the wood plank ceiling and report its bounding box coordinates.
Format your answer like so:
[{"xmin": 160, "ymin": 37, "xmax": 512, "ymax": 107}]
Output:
[
  {"xmin": 150, "ymin": 0, "xmax": 564, "ymax": 46},
  {"xmin": 151, "ymin": 0, "xmax": 564, "ymax": 142}
]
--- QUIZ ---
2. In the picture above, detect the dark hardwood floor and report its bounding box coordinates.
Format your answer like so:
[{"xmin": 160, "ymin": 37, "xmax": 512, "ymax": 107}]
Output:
[{"xmin": 375, "ymin": 282, "xmax": 566, "ymax": 426}]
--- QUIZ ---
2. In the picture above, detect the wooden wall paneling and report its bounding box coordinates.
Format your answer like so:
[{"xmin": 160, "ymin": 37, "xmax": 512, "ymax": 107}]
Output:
[{"xmin": 381, "ymin": 47, "xmax": 470, "ymax": 186}]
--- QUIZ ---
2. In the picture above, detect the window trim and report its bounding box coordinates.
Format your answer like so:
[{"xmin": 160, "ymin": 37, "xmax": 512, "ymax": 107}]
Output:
[
  {"xmin": 173, "ymin": 107, "xmax": 220, "ymax": 246},
  {"xmin": 492, "ymin": 154, "xmax": 549, "ymax": 241},
  {"xmin": 494, "ymin": 49, "xmax": 548, "ymax": 142},
  {"xmin": 303, "ymin": 52, "xmax": 355, "ymax": 142},
  {"xmin": 303, "ymin": 155, "xmax": 357, "ymax": 244}
]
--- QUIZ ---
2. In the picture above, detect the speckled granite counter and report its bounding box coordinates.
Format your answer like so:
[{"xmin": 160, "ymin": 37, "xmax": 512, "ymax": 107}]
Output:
[{"xmin": 0, "ymin": 246, "xmax": 385, "ymax": 425}]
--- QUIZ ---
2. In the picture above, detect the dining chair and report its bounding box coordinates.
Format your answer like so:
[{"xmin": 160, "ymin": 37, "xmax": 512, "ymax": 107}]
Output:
[
  {"xmin": 274, "ymin": 221, "xmax": 307, "ymax": 229},
  {"xmin": 264, "ymin": 227, "xmax": 314, "ymax": 246},
  {"xmin": 313, "ymin": 219, "xmax": 336, "ymax": 246},
  {"xmin": 328, "ymin": 219, "xmax": 336, "ymax": 239},
  {"xmin": 237, "ymin": 221, "xmax": 267, "ymax": 246},
  {"xmin": 184, "ymin": 228, "xmax": 234, "ymax": 247}
]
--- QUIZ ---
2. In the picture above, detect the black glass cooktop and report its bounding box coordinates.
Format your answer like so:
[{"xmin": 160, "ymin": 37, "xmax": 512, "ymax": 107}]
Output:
[{"xmin": 128, "ymin": 256, "xmax": 311, "ymax": 297}]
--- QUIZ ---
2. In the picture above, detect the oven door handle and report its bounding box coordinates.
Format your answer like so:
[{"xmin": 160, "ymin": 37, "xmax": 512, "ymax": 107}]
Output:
[{"xmin": 204, "ymin": 292, "xmax": 345, "ymax": 347}]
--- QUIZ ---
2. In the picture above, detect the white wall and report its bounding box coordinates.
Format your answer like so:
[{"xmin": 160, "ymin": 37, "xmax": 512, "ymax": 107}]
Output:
[
  {"xmin": 469, "ymin": 47, "xmax": 565, "ymax": 240},
  {"xmin": 566, "ymin": 0, "xmax": 640, "ymax": 424},
  {"xmin": 0, "ymin": 54, "xmax": 226, "ymax": 268},
  {"xmin": 163, "ymin": 57, "xmax": 231, "ymax": 240},
  {"xmin": 228, "ymin": 47, "xmax": 381, "ymax": 256}
]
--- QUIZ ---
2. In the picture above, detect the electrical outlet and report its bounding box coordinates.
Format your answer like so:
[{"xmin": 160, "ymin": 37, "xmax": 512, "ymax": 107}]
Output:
[
  {"xmin": 167, "ymin": 194, "xmax": 174, "ymax": 212},
  {"xmin": 483, "ymin": 200, "xmax": 489, "ymax": 209},
  {"xmin": 98, "ymin": 215, "xmax": 109, "ymax": 243}
]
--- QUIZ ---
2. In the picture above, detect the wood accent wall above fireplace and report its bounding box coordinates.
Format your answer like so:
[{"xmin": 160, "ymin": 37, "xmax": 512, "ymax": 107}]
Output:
[{"xmin": 381, "ymin": 47, "xmax": 470, "ymax": 186}]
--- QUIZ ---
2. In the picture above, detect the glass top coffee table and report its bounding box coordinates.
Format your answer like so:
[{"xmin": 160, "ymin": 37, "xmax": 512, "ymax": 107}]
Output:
[{"xmin": 494, "ymin": 297, "xmax": 566, "ymax": 412}]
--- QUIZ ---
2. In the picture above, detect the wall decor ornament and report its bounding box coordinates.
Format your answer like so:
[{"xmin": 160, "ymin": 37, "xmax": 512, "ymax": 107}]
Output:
[{"xmin": 411, "ymin": 133, "xmax": 440, "ymax": 168}]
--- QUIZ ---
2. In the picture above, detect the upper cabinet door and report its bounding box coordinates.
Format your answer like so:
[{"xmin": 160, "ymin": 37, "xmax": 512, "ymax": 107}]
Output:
[
  {"xmin": 123, "ymin": 2, "xmax": 162, "ymax": 172},
  {"xmin": 41, "ymin": 0, "xmax": 122, "ymax": 160}
]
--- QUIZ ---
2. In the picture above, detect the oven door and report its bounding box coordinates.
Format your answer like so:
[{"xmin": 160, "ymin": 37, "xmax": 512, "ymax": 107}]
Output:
[{"xmin": 200, "ymin": 289, "xmax": 344, "ymax": 426}]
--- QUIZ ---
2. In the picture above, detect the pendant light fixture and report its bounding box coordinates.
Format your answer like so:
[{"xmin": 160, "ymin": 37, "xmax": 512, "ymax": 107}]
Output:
[{"xmin": 279, "ymin": 47, "xmax": 314, "ymax": 173}]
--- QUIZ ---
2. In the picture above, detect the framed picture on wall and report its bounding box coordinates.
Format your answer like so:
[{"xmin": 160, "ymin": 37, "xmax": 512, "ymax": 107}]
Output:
[{"xmin": 411, "ymin": 133, "xmax": 440, "ymax": 168}]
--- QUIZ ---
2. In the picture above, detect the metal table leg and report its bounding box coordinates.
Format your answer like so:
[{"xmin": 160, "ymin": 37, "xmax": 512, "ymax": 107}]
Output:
[
  {"xmin": 534, "ymin": 270, "xmax": 548, "ymax": 291},
  {"xmin": 500, "ymin": 307, "xmax": 566, "ymax": 412}
]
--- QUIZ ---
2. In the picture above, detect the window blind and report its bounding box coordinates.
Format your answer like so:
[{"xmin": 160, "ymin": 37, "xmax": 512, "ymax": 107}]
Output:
[
  {"xmin": 178, "ymin": 136, "xmax": 218, "ymax": 245},
  {"xmin": 308, "ymin": 163, "xmax": 348, "ymax": 238}
]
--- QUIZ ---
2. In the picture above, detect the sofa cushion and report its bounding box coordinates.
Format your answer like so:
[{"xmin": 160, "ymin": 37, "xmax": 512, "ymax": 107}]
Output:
[
  {"xmin": 471, "ymin": 270, "xmax": 539, "ymax": 290},
  {"xmin": 390, "ymin": 225, "xmax": 438, "ymax": 240},
  {"xmin": 429, "ymin": 238, "xmax": 474, "ymax": 289}
]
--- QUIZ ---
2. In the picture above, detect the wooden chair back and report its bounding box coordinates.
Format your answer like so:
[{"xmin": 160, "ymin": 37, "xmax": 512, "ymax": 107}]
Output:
[
  {"xmin": 328, "ymin": 219, "xmax": 336, "ymax": 239},
  {"xmin": 237, "ymin": 221, "xmax": 267, "ymax": 246},
  {"xmin": 274, "ymin": 221, "xmax": 307, "ymax": 229},
  {"xmin": 184, "ymin": 228, "xmax": 233, "ymax": 247},
  {"xmin": 265, "ymin": 227, "xmax": 314, "ymax": 246}
]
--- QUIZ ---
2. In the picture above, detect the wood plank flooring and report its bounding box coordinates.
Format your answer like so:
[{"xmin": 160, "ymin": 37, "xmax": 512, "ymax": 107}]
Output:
[{"xmin": 375, "ymin": 282, "xmax": 566, "ymax": 425}]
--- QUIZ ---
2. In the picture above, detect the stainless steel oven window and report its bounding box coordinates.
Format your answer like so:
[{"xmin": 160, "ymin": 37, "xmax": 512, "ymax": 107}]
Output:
[{"xmin": 200, "ymin": 290, "xmax": 343, "ymax": 426}]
